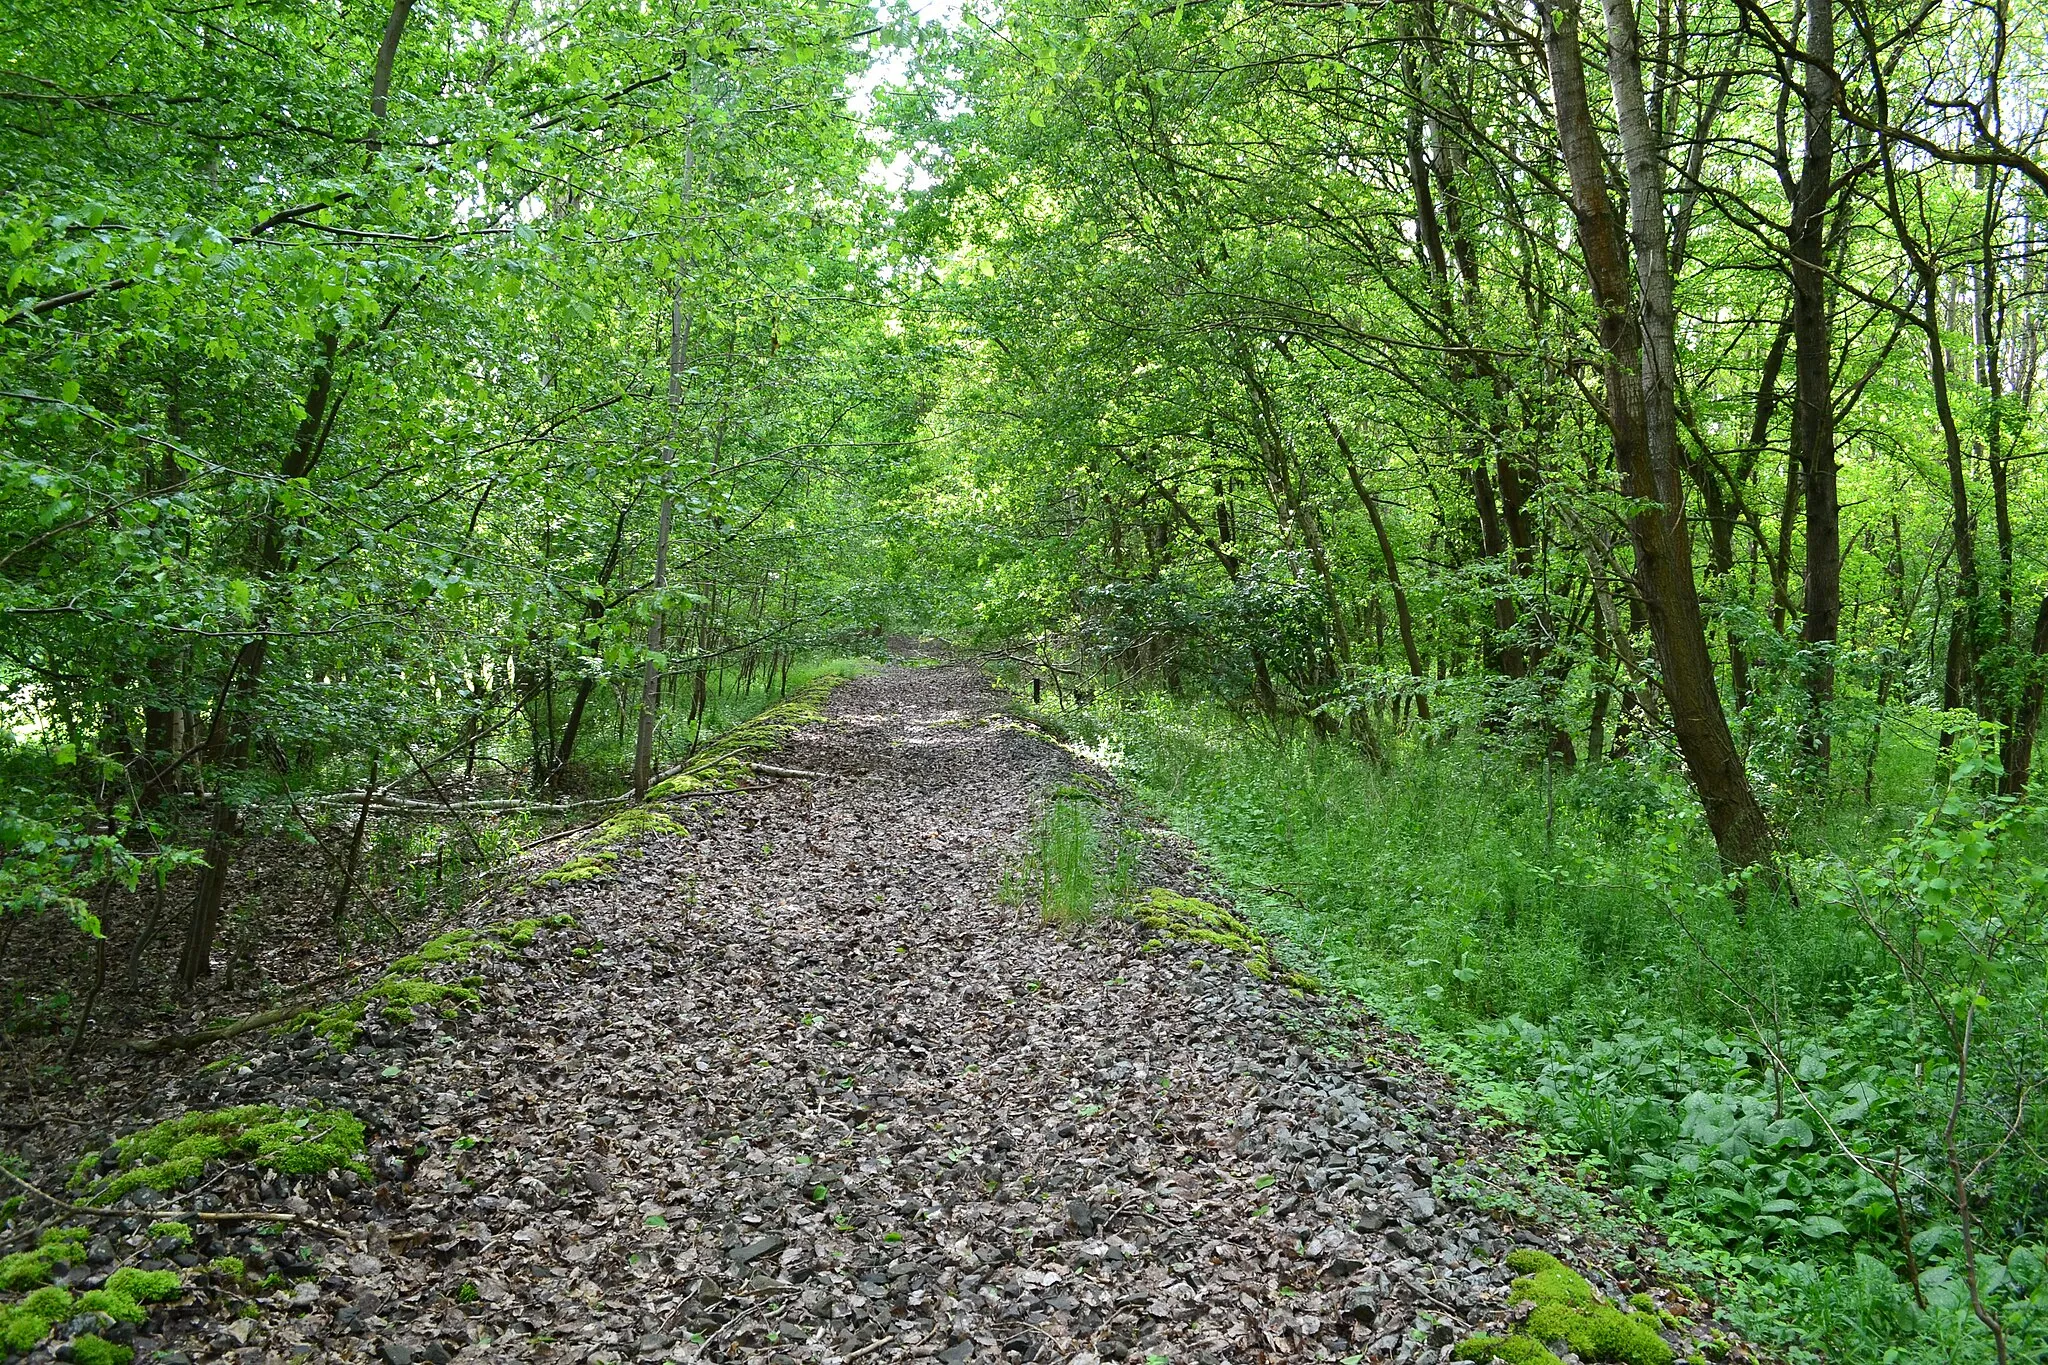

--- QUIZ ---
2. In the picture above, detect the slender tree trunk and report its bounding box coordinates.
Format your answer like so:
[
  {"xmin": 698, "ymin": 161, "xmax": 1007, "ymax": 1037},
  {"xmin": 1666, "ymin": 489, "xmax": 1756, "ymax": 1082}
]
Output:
[
  {"xmin": 634, "ymin": 135, "xmax": 696, "ymax": 798},
  {"xmin": 1330, "ymin": 418, "xmax": 1431, "ymax": 721},
  {"xmin": 1790, "ymin": 0, "xmax": 1841, "ymax": 775}
]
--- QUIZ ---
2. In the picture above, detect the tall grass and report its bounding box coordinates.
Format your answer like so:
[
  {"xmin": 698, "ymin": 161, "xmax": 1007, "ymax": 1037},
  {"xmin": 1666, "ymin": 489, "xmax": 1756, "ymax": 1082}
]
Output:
[{"xmin": 1005, "ymin": 778, "xmax": 1139, "ymax": 923}]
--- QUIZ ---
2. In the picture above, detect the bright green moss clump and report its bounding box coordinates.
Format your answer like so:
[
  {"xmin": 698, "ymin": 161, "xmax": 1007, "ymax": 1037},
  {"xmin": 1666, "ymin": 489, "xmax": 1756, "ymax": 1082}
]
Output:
[
  {"xmin": 1454, "ymin": 1335, "xmax": 1565, "ymax": 1365},
  {"xmin": 104, "ymin": 1267, "xmax": 183, "ymax": 1303},
  {"xmin": 1456, "ymin": 1251, "xmax": 1673, "ymax": 1365},
  {"xmin": 147, "ymin": 1219, "xmax": 193, "ymax": 1247},
  {"xmin": 590, "ymin": 808, "xmax": 688, "ymax": 844},
  {"xmin": 71, "ymin": 1106, "xmax": 366, "ymax": 1204},
  {"xmin": 533, "ymin": 851, "xmax": 616, "ymax": 886},
  {"xmin": 0, "ymin": 1284, "xmax": 73, "ymax": 1351},
  {"xmin": 77, "ymin": 1286, "xmax": 148, "ymax": 1323},
  {"xmin": 0, "ymin": 1226, "xmax": 89, "ymax": 1290},
  {"xmin": 1132, "ymin": 888, "xmax": 1318, "ymax": 991},
  {"xmin": 71, "ymin": 1333, "xmax": 135, "ymax": 1365}
]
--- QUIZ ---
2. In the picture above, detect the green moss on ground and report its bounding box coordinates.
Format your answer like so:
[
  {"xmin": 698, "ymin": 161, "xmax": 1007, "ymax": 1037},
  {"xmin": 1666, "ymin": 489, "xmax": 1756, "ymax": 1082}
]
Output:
[
  {"xmin": 0, "ymin": 1284, "xmax": 75, "ymax": 1350},
  {"xmin": 589, "ymin": 808, "xmax": 688, "ymax": 844},
  {"xmin": 207, "ymin": 1255, "xmax": 245, "ymax": 1280},
  {"xmin": 1454, "ymin": 1334, "xmax": 1565, "ymax": 1365},
  {"xmin": 71, "ymin": 1333, "xmax": 134, "ymax": 1365},
  {"xmin": 1457, "ymin": 1251, "xmax": 1673, "ymax": 1365},
  {"xmin": 647, "ymin": 677, "xmax": 848, "ymax": 799},
  {"xmin": 533, "ymin": 851, "xmax": 617, "ymax": 886},
  {"xmin": 70, "ymin": 1106, "xmax": 365, "ymax": 1205},
  {"xmin": 103, "ymin": 1267, "xmax": 183, "ymax": 1303},
  {"xmin": 1132, "ymin": 887, "xmax": 1318, "ymax": 992},
  {"xmin": 77, "ymin": 1286, "xmax": 148, "ymax": 1323},
  {"xmin": 146, "ymin": 1220, "xmax": 192, "ymax": 1247},
  {"xmin": 290, "ymin": 913, "xmax": 575, "ymax": 1044},
  {"xmin": 0, "ymin": 1226, "xmax": 89, "ymax": 1290}
]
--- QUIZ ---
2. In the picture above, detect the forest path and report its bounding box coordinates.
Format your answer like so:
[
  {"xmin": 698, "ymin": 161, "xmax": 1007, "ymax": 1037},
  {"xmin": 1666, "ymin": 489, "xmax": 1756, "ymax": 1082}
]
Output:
[{"xmin": 162, "ymin": 664, "xmax": 1698, "ymax": 1365}]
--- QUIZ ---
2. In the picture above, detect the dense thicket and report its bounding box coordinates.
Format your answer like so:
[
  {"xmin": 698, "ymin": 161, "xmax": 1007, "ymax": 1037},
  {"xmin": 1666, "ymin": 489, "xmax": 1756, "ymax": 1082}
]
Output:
[{"xmin": 2, "ymin": 0, "xmax": 920, "ymax": 984}]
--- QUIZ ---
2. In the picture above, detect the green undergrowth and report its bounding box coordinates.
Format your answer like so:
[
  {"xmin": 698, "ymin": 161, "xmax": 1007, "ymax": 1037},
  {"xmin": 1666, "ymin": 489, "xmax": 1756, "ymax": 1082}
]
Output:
[
  {"xmin": 649, "ymin": 671, "xmax": 859, "ymax": 799},
  {"xmin": 68, "ymin": 1107, "xmax": 366, "ymax": 1204},
  {"xmin": 1045, "ymin": 684, "xmax": 2048, "ymax": 1364},
  {"xmin": 291, "ymin": 913, "xmax": 574, "ymax": 1043},
  {"xmin": 1134, "ymin": 887, "xmax": 1318, "ymax": 992}
]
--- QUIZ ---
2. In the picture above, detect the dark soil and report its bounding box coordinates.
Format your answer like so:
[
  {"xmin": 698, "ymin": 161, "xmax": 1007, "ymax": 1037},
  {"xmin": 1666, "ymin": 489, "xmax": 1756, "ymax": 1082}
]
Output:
[{"xmin": 1, "ymin": 664, "xmax": 1742, "ymax": 1364}]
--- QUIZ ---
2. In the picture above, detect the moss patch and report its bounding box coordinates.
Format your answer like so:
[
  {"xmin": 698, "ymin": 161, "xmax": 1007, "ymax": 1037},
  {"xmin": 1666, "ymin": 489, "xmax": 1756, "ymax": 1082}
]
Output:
[
  {"xmin": 291, "ymin": 913, "xmax": 574, "ymax": 1044},
  {"xmin": 647, "ymin": 677, "xmax": 848, "ymax": 799},
  {"xmin": 71, "ymin": 1334, "xmax": 134, "ymax": 1365},
  {"xmin": 77, "ymin": 1286, "xmax": 148, "ymax": 1324},
  {"xmin": 1454, "ymin": 1335, "xmax": 1565, "ymax": 1365},
  {"xmin": 1132, "ymin": 887, "xmax": 1318, "ymax": 992},
  {"xmin": 70, "ymin": 1107, "xmax": 365, "ymax": 1205},
  {"xmin": 589, "ymin": 808, "xmax": 688, "ymax": 844},
  {"xmin": 533, "ymin": 850, "xmax": 617, "ymax": 886},
  {"xmin": 0, "ymin": 1226, "xmax": 88, "ymax": 1290},
  {"xmin": 1457, "ymin": 1251, "xmax": 1673, "ymax": 1365},
  {"xmin": 147, "ymin": 1220, "xmax": 193, "ymax": 1247},
  {"xmin": 103, "ymin": 1267, "xmax": 183, "ymax": 1303}
]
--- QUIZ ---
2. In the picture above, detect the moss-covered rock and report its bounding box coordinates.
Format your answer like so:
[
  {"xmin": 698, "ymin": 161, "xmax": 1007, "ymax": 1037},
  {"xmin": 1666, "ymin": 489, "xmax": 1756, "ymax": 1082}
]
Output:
[
  {"xmin": 533, "ymin": 850, "xmax": 617, "ymax": 886},
  {"xmin": 70, "ymin": 1333, "xmax": 135, "ymax": 1365},
  {"xmin": 589, "ymin": 808, "xmax": 688, "ymax": 844},
  {"xmin": 1132, "ymin": 888, "xmax": 1318, "ymax": 992},
  {"xmin": 1457, "ymin": 1251, "xmax": 1673, "ymax": 1365},
  {"xmin": 103, "ymin": 1267, "xmax": 183, "ymax": 1303},
  {"xmin": 71, "ymin": 1106, "xmax": 365, "ymax": 1205},
  {"xmin": 77, "ymin": 1287, "xmax": 148, "ymax": 1324},
  {"xmin": 146, "ymin": 1220, "xmax": 192, "ymax": 1248},
  {"xmin": 0, "ymin": 1226, "xmax": 89, "ymax": 1290},
  {"xmin": 0, "ymin": 1283, "xmax": 75, "ymax": 1350},
  {"xmin": 290, "ymin": 913, "xmax": 574, "ymax": 1044},
  {"xmin": 646, "ymin": 677, "xmax": 848, "ymax": 799},
  {"xmin": 1453, "ymin": 1334, "xmax": 1565, "ymax": 1365}
]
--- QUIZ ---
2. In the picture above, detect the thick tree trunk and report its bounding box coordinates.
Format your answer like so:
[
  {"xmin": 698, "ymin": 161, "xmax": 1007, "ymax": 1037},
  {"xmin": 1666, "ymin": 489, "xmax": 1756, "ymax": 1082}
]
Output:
[{"xmin": 1544, "ymin": 0, "xmax": 1772, "ymax": 870}]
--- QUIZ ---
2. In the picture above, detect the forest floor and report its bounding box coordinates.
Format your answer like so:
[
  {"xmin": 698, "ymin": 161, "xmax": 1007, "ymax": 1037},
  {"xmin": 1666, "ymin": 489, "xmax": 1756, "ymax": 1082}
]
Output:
[{"xmin": 3, "ymin": 662, "xmax": 1745, "ymax": 1365}]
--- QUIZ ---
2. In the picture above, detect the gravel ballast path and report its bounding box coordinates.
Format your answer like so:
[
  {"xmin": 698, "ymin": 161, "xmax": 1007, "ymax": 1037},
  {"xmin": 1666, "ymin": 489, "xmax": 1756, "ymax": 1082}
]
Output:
[{"xmin": 39, "ymin": 664, "xmax": 1733, "ymax": 1364}]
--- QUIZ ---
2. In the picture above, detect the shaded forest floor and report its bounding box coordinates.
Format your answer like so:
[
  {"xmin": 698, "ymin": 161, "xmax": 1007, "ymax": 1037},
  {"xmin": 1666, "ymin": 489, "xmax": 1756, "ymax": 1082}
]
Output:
[{"xmin": 1, "ymin": 663, "xmax": 1744, "ymax": 1364}]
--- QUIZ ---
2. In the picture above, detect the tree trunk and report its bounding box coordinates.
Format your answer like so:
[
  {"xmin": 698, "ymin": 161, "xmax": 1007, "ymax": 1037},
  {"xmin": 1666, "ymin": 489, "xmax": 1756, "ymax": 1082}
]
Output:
[
  {"xmin": 1544, "ymin": 0, "xmax": 1773, "ymax": 870},
  {"xmin": 634, "ymin": 133, "xmax": 696, "ymax": 797},
  {"xmin": 1790, "ymin": 0, "xmax": 1841, "ymax": 775},
  {"xmin": 1330, "ymin": 417, "xmax": 1431, "ymax": 721}
]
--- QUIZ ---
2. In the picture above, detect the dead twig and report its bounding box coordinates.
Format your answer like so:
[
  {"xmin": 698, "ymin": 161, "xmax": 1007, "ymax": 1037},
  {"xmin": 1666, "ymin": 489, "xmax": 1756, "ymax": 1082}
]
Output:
[{"xmin": 0, "ymin": 1165, "xmax": 349, "ymax": 1240}]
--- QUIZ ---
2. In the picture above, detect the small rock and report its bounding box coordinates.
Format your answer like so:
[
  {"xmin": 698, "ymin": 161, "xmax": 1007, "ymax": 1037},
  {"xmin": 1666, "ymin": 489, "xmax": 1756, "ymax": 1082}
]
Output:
[
  {"xmin": 380, "ymin": 1343, "xmax": 413, "ymax": 1365},
  {"xmin": 937, "ymin": 1343, "xmax": 974, "ymax": 1364},
  {"xmin": 583, "ymin": 1168, "xmax": 612, "ymax": 1196},
  {"xmin": 729, "ymin": 1234, "xmax": 785, "ymax": 1266}
]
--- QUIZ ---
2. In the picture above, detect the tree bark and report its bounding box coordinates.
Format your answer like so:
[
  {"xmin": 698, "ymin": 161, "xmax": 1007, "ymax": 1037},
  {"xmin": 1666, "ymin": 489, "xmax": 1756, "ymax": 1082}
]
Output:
[
  {"xmin": 1790, "ymin": 0, "xmax": 1841, "ymax": 774},
  {"xmin": 1543, "ymin": 0, "xmax": 1772, "ymax": 870},
  {"xmin": 633, "ymin": 131, "xmax": 696, "ymax": 797}
]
